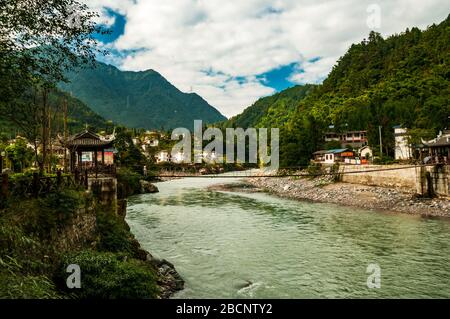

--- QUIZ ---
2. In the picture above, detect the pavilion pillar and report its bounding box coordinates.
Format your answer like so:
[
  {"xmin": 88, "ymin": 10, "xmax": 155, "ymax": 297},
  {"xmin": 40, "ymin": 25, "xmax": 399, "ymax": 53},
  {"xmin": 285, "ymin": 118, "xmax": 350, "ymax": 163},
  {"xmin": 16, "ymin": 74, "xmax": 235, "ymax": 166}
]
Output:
[
  {"xmin": 70, "ymin": 151, "xmax": 74, "ymax": 172},
  {"xmin": 77, "ymin": 150, "xmax": 82, "ymax": 169},
  {"xmin": 102, "ymin": 149, "xmax": 105, "ymax": 164}
]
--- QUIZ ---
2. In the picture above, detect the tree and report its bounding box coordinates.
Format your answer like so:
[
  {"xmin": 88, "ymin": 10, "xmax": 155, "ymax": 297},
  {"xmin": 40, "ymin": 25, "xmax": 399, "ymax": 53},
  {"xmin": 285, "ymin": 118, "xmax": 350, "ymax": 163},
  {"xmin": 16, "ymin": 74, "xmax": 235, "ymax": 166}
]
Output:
[
  {"xmin": 5, "ymin": 137, "xmax": 34, "ymax": 172},
  {"xmin": 113, "ymin": 127, "xmax": 145, "ymax": 172},
  {"xmin": 0, "ymin": 0, "xmax": 109, "ymax": 173}
]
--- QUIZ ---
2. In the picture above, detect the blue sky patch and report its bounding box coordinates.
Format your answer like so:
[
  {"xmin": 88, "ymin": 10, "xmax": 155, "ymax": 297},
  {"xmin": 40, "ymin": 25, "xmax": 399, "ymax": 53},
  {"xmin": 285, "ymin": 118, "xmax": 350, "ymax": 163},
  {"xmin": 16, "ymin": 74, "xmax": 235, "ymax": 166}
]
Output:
[
  {"xmin": 257, "ymin": 63, "xmax": 299, "ymax": 91},
  {"xmin": 94, "ymin": 8, "xmax": 126, "ymax": 44}
]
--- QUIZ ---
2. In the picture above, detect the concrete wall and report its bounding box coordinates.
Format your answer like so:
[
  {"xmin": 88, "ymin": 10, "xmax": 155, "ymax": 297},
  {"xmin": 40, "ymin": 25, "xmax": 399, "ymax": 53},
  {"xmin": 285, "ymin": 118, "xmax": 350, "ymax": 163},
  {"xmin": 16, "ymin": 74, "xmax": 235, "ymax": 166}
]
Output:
[
  {"xmin": 337, "ymin": 164, "xmax": 449, "ymax": 196},
  {"xmin": 340, "ymin": 164, "xmax": 417, "ymax": 191},
  {"xmin": 88, "ymin": 177, "xmax": 117, "ymax": 209},
  {"xmin": 416, "ymin": 165, "xmax": 449, "ymax": 197}
]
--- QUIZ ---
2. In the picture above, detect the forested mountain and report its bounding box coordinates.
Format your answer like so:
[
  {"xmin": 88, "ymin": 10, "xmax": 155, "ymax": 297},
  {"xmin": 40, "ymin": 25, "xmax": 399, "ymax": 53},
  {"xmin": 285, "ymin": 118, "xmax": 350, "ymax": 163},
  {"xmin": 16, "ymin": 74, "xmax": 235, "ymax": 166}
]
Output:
[
  {"xmin": 223, "ymin": 14, "xmax": 450, "ymax": 166},
  {"xmin": 222, "ymin": 84, "xmax": 316, "ymax": 129},
  {"xmin": 59, "ymin": 61, "xmax": 226, "ymax": 130},
  {"xmin": 0, "ymin": 88, "xmax": 109, "ymax": 139}
]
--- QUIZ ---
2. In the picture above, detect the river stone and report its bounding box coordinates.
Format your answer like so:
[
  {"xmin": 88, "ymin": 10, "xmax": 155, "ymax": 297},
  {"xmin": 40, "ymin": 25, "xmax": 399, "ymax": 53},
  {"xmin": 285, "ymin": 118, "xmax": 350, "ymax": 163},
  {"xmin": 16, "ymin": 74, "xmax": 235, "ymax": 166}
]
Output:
[{"xmin": 140, "ymin": 180, "xmax": 159, "ymax": 194}]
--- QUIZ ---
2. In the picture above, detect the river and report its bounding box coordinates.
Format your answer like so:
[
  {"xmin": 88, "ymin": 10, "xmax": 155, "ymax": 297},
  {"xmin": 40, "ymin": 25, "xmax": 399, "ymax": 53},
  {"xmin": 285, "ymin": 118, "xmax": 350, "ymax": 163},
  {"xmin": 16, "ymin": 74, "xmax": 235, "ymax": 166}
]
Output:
[{"xmin": 126, "ymin": 175, "xmax": 450, "ymax": 298}]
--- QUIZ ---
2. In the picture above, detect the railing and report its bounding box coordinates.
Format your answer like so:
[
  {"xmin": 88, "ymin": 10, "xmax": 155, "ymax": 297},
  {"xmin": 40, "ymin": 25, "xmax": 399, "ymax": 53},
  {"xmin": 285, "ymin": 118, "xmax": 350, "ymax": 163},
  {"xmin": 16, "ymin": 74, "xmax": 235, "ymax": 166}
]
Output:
[
  {"xmin": 73, "ymin": 164, "xmax": 116, "ymax": 177},
  {"xmin": 0, "ymin": 171, "xmax": 86, "ymax": 200}
]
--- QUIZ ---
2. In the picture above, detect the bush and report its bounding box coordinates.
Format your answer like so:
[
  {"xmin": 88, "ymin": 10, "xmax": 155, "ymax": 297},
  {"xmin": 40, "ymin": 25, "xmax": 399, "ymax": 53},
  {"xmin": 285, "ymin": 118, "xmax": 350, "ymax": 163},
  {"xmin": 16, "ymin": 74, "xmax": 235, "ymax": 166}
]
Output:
[
  {"xmin": 96, "ymin": 210, "xmax": 137, "ymax": 255},
  {"xmin": 58, "ymin": 251, "xmax": 159, "ymax": 299},
  {"xmin": 373, "ymin": 155, "xmax": 395, "ymax": 165},
  {"xmin": 116, "ymin": 167, "xmax": 142, "ymax": 198},
  {"xmin": 306, "ymin": 163, "xmax": 324, "ymax": 177},
  {"xmin": 0, "ymin": 256, "xmax": 60, "ymax": 299},
  {"xmin": 28, "ymin": 189, "xmax": 86, "ymax": 238},
  {"xmin": 0, "ymin": 223, "xmax": 38, "ymax": 258}
]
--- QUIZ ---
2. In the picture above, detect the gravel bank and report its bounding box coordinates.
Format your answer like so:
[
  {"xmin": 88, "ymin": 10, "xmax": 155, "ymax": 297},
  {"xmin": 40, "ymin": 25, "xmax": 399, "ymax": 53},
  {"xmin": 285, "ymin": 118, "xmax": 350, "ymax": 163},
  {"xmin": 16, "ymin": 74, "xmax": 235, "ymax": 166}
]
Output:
[{"xmin": 216, "ymin": 175, "xmax": 450, "ymax": 218}]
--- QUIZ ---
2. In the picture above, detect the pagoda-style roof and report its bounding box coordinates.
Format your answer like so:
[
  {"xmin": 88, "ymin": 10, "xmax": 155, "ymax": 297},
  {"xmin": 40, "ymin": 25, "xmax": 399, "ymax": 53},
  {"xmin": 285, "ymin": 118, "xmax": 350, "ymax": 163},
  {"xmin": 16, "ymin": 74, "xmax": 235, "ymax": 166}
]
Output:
[
  {"xmin": 422, "ymin": 132, "xmax": 450, "ymax": 148},
  {"xmin": 63, "ymin": 130, "xmax": 115, "ymax": 149}
]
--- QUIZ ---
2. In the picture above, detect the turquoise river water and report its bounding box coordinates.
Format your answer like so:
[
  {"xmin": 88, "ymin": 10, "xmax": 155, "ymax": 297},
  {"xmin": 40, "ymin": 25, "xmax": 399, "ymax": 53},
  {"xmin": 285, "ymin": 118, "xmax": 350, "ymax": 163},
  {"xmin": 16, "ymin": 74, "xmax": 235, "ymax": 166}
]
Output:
[{"xmin": 126, "ymin": 175, "xmax": 450, "ymax": 298}]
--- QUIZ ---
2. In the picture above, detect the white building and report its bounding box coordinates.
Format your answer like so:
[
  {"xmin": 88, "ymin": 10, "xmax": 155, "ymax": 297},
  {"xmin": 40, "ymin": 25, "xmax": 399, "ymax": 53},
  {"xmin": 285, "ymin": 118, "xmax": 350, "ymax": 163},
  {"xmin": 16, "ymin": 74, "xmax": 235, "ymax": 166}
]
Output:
[
  {"xmin": 394, "ymin": 126, "xmax": 412, "ymax": 160},
  {"xmin": 155, "ymin": 150, "xmax": 170, "ymax": 163},
  {"xmin": 359, "ymin": 146, "xmax": 373, "ymax": 159}
]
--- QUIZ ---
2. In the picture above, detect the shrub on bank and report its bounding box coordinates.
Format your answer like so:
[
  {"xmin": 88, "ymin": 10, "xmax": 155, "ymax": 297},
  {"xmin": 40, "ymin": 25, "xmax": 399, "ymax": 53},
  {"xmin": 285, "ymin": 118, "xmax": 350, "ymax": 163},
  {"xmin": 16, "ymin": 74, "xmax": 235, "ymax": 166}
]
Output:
[
  {"xmin": 373, "ymin": 155, "xmax": 396, "ymax": 165},
  {"xmin": 116, "ymin": 167, "xmax": 142, "ymax": 198},
  {"xmin": 0, "ymin": 257, "xmax": 60, "ymax": 299},
  {"xmin": 96, "ymin": 210, "xmax": 138, "ymax": 256},
  {"xmin": 58, "ymin": 251, "xmax": 159, "ymax": 299},
  {"xmin": 306, "ymin": 163, "xmax": 324, "ymax": 178}
]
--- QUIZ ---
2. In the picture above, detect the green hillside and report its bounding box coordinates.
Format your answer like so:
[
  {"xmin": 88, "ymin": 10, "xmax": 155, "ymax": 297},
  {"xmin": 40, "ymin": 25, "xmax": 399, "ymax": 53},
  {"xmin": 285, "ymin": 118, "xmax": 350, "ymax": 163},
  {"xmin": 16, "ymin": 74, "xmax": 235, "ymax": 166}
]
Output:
[
  {"xmin": 59, "ymin": 62, "xmax": 226, "ymax": 130},
  {"xmin": 223, "ymin": 84, "xmax": 316, "ymax": 129},
  {"xmin": 0, "ymin": 88, "xmax": 109, "ymax": 139},
  {"xmin": 223, "ymin": 15, "xmax": 450, "ymax": 166}
]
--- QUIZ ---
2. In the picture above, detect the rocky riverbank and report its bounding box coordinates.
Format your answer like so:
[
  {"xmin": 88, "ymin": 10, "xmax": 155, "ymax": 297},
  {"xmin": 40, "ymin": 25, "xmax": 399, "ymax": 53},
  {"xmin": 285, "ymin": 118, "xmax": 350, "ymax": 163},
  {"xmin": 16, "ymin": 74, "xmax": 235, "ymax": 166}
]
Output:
[
  {"xmin": 118, "ymin": 186, "xmax": 184, "ymax": 299},
  {"xmin": 146, "ymin": 254, "xmax": 185, "ymax": 299},
  {"xmin": 213, "ymin": 175, "xmax": 450, "ymax": 217}
]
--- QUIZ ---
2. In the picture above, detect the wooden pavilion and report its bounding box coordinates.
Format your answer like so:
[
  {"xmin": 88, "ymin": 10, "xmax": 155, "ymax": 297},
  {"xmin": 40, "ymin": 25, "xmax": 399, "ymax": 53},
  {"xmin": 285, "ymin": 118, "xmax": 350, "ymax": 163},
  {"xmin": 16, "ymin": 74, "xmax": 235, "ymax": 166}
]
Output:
[
  {"xmin": 422, "ymin": 130, "xmax": 450, "ymax": 164},
  {"xmin": 64, "ymin": 130, "xmax": 116, "ymax": 173}
]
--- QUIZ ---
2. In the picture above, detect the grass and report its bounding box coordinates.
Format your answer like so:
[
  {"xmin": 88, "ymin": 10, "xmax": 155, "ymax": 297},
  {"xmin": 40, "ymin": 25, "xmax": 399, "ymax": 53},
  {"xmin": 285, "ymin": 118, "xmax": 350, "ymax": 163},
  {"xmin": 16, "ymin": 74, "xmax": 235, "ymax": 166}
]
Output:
[{"xmin": 0, "ymin": 186, "xmax": 159, "ymax": 299}]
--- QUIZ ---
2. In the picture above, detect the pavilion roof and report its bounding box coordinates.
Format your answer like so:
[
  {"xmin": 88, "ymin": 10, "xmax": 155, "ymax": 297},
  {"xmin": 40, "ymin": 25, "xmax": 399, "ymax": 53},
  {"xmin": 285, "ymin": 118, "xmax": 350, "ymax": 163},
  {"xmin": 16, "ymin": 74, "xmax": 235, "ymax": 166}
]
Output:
[{"xmin": 63, "ymin": 130, "xmax": 115, "ymax": 148}]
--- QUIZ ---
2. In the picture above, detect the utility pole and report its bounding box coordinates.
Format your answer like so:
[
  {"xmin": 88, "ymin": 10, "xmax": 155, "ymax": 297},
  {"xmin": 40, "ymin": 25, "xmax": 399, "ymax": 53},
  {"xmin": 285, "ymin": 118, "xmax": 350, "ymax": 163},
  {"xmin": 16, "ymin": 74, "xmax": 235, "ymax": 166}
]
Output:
[
  {"xmin": 378, "ymin": 125, "xmax": 383, "ymax": 157},
  {"xmin": 48, "ymin": 109, "xmax": 52, "ymax": 172},
  {"xmin": 63, "ymin": 98, "xmax": 68, "ymax": 172}
]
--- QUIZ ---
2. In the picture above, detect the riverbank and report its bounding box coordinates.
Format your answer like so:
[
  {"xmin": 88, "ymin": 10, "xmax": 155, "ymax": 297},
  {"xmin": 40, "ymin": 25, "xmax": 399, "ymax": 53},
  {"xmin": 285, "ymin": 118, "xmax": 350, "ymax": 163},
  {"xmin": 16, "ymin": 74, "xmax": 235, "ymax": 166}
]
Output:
[
  {"xmin": 119, "ymin": 199, "xmax": 184, "ymax": 299},
  {"xmin": 128, "ymin": 173, "xmax": 450, "ymax": 298},
  {"xmin": 211, "ymin": 175, "xmax": 450, "ymax": 217},
  {"xmin": 0, "ymin": 176, "xmax": 183, "ymax": 299}
]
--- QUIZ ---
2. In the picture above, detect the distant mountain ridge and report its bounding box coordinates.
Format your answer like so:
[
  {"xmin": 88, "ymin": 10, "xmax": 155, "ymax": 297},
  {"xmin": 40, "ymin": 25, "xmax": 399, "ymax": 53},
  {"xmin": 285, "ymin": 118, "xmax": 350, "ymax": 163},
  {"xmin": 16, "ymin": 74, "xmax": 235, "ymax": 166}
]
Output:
[
  {"xmin": 221, "ymin": 84, "xmax": 316, "ymax": 129},
  {"xmin": 221, "ymin": 15, "xmax": 449, "ymax": 167},
  {"xmin": 59, "ymin": 61, "xmax": 226, "ymax": 130}
]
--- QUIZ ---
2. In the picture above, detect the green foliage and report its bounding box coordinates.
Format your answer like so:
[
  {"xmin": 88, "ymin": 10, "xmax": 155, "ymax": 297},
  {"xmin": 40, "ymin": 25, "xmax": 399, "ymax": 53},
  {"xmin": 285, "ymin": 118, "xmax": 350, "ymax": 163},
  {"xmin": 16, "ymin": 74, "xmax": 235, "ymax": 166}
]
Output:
[
  {"xmin": 114, "ymin": 127, "xmax": 146, "ymax": 171},
  {"xmin": 0, "ymin": 223, "xmax": 61, "ymax": 298},
  {"xmin": 21, "ymin": 189, "xmax": 86, "ymax": 239},
  {"xmin": 116, "ymin": 166, "xmax": 142, "ymax": 197},
  {"xmin": 222, "ymin": 85, "xmax": 316, "ymax": 129},
  {"xmin": 58, "ymin": 251, "xmax": 159, "ymax": 299},
  {"xmin": 58, "ymin": 61, "xmax": 226, "ymax": 130},
  {"xmin": 324, "ymin": 140, "xmax": 342, "ymax": 150},
  {"xmin": 0, "ymin": 87, "xmax": 110, "ymax": 140},
  {"xmin": 373, "ymin": 155, "xmax": 396, "ymax": 165},
  {"xmin": 4, "ymin": 137, "xmax": 34, "ymax": 172},
  {"xmin": 0, "ymin": 187, "xmax": 157, "ymax": 299},
  {"xmin": 222, "ymin": 16, "xmax": 450, "ymax": 166},
  {"xmin": 306, "ymin": 163, "xmax": 324, "ymax": 177},
  {"xmin": 0, "ymin": 256, "xmax": 60, "ymax": 299},
  {"xmin": 95, "ymin": 210, "xmax": 138, "ymax": 255}
]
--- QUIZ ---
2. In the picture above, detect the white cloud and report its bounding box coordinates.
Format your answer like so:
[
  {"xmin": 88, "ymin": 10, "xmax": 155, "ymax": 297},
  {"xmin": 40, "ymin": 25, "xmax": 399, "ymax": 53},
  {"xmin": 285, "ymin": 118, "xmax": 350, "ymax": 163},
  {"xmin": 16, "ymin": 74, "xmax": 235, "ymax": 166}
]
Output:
[
  {"xmin": 289, "ymin": 57, "xmax": 337, "ymax": 84},
  {"xmin": 87, "ymin": 0, "xmax": 449, "ymax": 117}
]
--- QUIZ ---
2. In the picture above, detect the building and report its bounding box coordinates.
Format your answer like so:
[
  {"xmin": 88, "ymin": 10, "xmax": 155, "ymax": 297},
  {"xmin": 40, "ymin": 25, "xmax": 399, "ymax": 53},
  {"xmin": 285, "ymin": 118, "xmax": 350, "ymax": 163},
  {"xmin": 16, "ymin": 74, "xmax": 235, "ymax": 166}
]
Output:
[
  {"xmin": 324, "ymin": 130, "xmax": 368, "ymax": 149},
  {"xmin": 63, "ymin": 130, "xmax": 116, "ymax": 173},
  {"xmin": 313, "ymin": 149, "xmax": 355, "ymax": 164},
  {"xmin": 394, "ymin": 126, "xmax": 413, "ymax": 160},
  {"xmin": 359, "ymin": 145, "xmax": 373, "ymax": 164},
  {"xmin": 155, "ymin": 150, "xmax": 171, "ymax": 163},
  {"xmin": 422, "ymin": 130, "xmax": 450, "ymax": 164}
]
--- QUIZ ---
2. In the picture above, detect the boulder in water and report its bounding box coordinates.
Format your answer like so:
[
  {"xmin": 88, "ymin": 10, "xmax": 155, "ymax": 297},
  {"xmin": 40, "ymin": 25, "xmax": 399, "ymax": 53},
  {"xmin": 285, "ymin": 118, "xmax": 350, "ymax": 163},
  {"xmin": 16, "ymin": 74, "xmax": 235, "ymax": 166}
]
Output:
[{"xmin": 140, "ymin": 180, "xmax": 159, "ymax": 194}]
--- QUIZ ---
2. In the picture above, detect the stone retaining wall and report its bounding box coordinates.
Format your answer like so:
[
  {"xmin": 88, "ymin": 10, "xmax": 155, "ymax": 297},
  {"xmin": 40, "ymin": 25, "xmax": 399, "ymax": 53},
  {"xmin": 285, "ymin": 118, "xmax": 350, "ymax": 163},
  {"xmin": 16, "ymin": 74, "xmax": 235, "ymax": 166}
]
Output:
[{"xmin": 338, "ymin": 164, "xmax": 449, "ymax": 196}]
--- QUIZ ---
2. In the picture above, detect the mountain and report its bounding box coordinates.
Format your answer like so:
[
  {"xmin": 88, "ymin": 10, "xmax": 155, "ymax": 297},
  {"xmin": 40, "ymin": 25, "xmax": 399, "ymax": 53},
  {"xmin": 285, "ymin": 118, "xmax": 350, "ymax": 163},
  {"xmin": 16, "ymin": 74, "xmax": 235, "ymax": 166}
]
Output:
[
  {"xmin": 0, "ymin": 88, "xmax": 109, "ymax": 139},
  {"xmin": 223, "ymin": 15, "xmax": 450, "ymax": 167},
  {"xmin": 59, "ymin": 62, "xmax": 226, "ymax": 130},
  {"xmin": 222, "ymin": 84, "xmax": 316, "ymax": 129}
]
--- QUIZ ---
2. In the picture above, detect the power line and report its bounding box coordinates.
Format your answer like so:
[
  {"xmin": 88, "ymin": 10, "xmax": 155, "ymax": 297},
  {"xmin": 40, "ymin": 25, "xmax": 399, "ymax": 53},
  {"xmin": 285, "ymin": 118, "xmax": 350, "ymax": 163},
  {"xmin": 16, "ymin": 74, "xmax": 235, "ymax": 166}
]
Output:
[{"xmin": 155, "ymin": 164, "xmax": 448, "ymax": 178}]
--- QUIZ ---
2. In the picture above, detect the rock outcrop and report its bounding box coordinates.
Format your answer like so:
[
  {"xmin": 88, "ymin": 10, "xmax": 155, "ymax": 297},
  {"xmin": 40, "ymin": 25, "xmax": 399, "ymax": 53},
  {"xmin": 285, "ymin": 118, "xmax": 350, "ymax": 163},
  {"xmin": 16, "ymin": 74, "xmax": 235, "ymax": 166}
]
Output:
[{"xmin": 140, "ymin": 180, "xmax": 159, "ymax": 194}]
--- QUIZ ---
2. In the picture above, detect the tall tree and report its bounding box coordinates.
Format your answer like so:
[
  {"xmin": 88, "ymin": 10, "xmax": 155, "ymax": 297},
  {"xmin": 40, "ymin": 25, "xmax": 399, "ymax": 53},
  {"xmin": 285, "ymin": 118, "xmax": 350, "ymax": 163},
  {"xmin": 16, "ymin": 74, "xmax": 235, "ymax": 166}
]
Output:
[{"xmin": 0, "ymin": 0, "xmax": 108, "ymax": 172}]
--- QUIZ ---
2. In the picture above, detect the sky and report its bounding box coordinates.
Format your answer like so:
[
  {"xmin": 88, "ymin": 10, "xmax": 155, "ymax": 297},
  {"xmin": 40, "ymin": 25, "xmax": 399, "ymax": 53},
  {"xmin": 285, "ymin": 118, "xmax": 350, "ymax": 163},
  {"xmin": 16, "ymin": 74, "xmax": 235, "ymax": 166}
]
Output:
[{"xmin": 85, "ymin": 0, "xmax": 449, "ymax": 118}]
